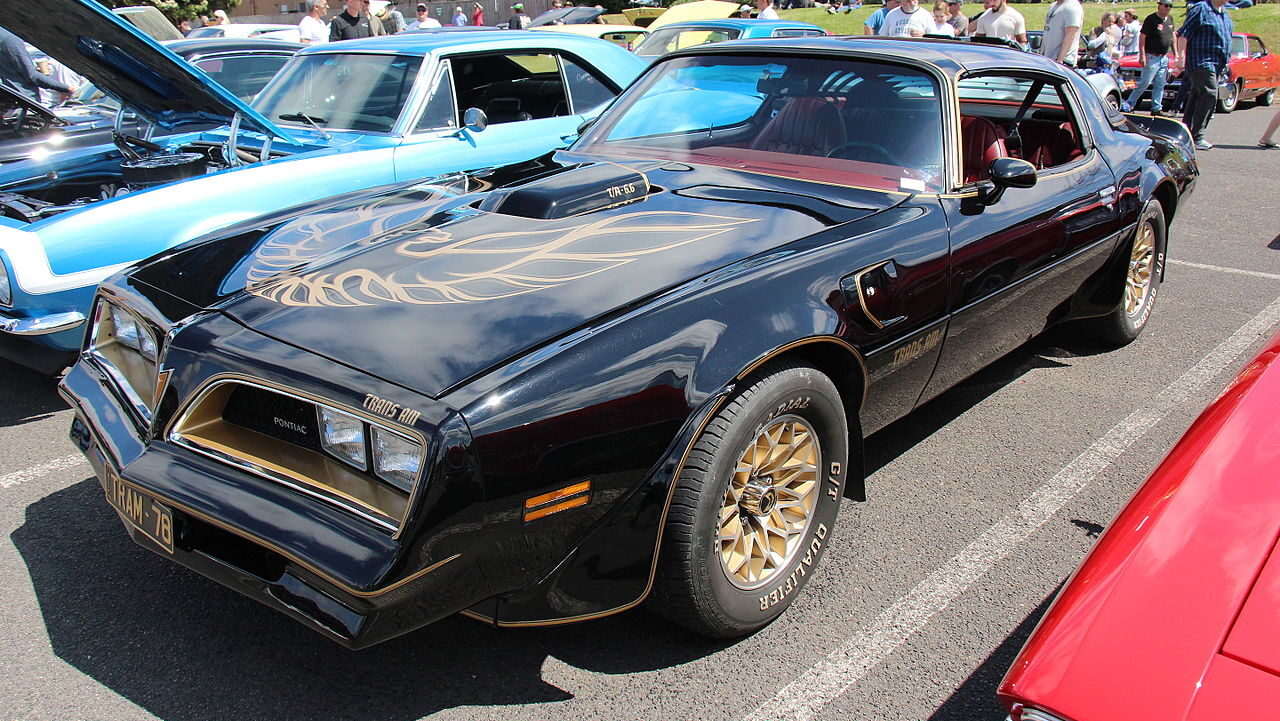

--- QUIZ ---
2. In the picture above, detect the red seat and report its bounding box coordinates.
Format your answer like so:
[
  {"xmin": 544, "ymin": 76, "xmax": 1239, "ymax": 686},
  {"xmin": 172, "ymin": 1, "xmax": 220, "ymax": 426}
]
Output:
[
  {"xmin": 960, "ymin": 116, "xmax": 1008, "ymax": 183},
  {"xmin": 751, "ymin": 97, "xmax": 846, "ymax": 158},
  {"xmin": 1020, "ymin": 121, "xmax": 1083, "ymax": 169}
]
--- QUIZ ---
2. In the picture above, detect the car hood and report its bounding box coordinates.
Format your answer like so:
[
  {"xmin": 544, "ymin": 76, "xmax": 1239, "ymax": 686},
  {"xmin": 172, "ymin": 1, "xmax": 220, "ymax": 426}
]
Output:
[
  {"xmin": 129, "ymin": 154, "xmax": 898, "ymax": 396},
  {"xmin": 0, "ymin": 0, "xmax": 293, "ymax": 138},
  {"xmin": 648, "ymin": 0, "xmax": 738, "ymax": 30}
]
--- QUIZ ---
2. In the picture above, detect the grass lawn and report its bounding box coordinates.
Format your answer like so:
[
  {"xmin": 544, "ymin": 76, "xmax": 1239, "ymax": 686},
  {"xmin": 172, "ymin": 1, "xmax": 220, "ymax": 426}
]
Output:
[{"xmin": 780, "ymin": 2, "xmax": 1280, "ymax": 52}]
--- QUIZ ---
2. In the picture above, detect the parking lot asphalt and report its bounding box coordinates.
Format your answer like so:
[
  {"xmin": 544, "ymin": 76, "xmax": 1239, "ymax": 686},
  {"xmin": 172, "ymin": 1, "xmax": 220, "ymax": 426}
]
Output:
[{"xmin": 1, "ymin": 106, "xmax": 1277, "ymax": 721}]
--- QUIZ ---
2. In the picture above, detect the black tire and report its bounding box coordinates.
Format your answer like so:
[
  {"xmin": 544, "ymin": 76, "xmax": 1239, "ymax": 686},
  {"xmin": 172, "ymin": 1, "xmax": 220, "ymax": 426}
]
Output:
[
  {"xmin": 1080, "ymin": 199, "xmax": 1166, "ymax": 346},
  {"xmin": 1257, "ymin": 88, "xmax": 1275, "ymax": 108},
  {"xmin": 649, "ymin": 360, "xmax": 849, "ymax": 638},
  {"xmin": 1218, "ymin": 80, "xmax": 1240, "ymax": 113}
]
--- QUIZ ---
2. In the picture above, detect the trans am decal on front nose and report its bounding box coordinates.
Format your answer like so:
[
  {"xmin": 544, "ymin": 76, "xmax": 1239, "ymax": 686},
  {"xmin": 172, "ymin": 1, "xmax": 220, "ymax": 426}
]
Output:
[{"xmin": 244, "ymin": 210, "xmax": 758, "ymax": 308}]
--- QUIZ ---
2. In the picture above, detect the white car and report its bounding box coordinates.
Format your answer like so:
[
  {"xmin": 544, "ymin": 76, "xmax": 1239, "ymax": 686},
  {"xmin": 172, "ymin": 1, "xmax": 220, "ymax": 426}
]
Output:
[{"xmin": 187, "ymin": 23, "xmax": 302, "ymax": 43}]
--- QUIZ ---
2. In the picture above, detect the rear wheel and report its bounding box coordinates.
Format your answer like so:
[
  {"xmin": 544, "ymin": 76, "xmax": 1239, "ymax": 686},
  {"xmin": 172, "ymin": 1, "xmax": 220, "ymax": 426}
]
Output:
[
  {"xmin": 650, "ymin": 360, "xmax": 849, "ymax": 638},
  {"xmin": 1257, "ymin": 88, "xmax": 1275, "ymax": 107},
  {"xmin": 1218, "ymin": 79, "xmax": 1241, "ymax": 113},
  {"xmin": 1078, "ymin": 199, "xmax": 1166, "ymax": 346}
]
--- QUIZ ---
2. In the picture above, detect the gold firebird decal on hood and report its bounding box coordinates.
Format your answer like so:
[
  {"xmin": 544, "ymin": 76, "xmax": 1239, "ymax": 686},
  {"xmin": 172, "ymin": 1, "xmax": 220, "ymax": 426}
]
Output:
[{"xmin": 245, "ymin": 210, "xmax": 759, "ymax": 308}]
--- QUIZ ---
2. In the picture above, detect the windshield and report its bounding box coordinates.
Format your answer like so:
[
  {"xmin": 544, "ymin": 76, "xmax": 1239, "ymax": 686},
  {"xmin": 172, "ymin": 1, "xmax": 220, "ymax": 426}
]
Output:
[
  {"xmin": 253, "ymin": 53, "xmax": 424, "ymax": 133},
  {"xmin": 579, "ymin": 55, "xmax": 945, "ymax": 194},
  {"xmin": 634, "ymin": 27, "xmax": 742, "ymax": 59}
]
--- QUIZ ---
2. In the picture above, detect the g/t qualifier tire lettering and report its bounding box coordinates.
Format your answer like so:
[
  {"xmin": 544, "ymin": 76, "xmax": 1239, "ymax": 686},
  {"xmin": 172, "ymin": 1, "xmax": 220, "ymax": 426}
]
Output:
[{"xmin": 649, "ymin": 360, "xmax": 850, "ymax": 638}]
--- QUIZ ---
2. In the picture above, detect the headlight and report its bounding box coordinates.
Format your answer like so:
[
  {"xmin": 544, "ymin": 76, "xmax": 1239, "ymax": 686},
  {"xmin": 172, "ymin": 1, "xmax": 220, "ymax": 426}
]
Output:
[
  {"xmin": 317, "ymin": 406, "xmax": 368, "ymax": 470},
  {"xmin": 0, "ymin": 256, "xmax": 11, "ymax": 306},
  {"xmin": 89, "ymin": 297, "xmax": 161, "ymax": 421},
  {"xmin": 372, "ymin": 427, "xmax": 422, "ymax": 492}
]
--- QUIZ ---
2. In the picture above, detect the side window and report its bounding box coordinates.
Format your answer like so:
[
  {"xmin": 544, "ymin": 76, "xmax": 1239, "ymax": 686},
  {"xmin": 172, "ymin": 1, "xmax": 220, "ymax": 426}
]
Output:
[
  {"xmin": 414, "ymin": 61, "xmax": 458, "ymax": 132},
  {"xmin": 957, "ymin": 74, "xmax": 1085, "ymax": 182},
  {"xmin": 449, "ymin": 52, "xmax": 570, "ymax": 124},
  {"xmin": 1252, "ymin": 37, "xmax": 1267, "ymax": 56},
  {"xmin": 561, "ymin": 56, "xmax": 616, "ymax": 113},
  {"xmin": 194, "ymin": 54, "xmax": 292, "ymax": 101},
  {"xmin": 772, "ymin": 28, "xmax": 824, "ymax": 38}
]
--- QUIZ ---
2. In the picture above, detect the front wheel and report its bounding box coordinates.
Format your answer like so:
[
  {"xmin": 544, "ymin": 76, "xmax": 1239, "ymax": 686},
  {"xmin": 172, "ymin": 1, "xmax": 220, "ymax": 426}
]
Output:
[
  {"xmin": 649, "ymin": 360, "xmax": 849, "ymax": 638},
  {"xmin": 1218, "ymin": 79, "xmax": 1241, "ymax": 113},
  {"xmin": 1077, "ymin": 199, "xmax": 1166, "ymax": 346}
]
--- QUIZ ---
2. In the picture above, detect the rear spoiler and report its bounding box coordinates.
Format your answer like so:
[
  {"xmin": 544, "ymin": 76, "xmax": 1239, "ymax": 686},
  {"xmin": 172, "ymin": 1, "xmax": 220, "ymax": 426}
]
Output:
[{"xmin": 1124, "ymin": 113, "xmax": 1195, "ymax": 155}]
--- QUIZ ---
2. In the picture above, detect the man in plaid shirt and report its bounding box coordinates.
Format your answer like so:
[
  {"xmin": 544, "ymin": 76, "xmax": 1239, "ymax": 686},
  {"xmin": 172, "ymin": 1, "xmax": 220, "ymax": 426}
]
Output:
[{"xmin": 1177, "ymin": 0, "xmax": 1233, "ymax": 150}]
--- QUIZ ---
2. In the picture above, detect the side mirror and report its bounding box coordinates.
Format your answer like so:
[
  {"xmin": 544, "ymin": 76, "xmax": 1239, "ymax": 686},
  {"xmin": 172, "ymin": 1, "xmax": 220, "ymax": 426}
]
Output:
[
  {"xmin": 462, "ymin": 107, "xmax": 487, "ymax": 132},
  {"xmin": 576, "ymin": 117, "xmax": 597, "ymax": 136},
  {"xmin": 981, "ymin": 157, "xmax": 1037, "ymax": 205}
]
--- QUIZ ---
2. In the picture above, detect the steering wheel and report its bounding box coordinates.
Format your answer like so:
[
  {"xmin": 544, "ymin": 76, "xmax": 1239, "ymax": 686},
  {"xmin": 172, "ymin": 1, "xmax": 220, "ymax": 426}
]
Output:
[{"xmin": 826, "ymin": 141, "xmax": 902, "ymax": 166}]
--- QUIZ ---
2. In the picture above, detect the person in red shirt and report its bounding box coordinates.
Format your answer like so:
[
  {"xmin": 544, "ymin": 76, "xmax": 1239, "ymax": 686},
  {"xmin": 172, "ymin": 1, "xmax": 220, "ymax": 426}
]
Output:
[{"xmin": 471, "ymin": 2, "xmax": 485, "ymax": 25}]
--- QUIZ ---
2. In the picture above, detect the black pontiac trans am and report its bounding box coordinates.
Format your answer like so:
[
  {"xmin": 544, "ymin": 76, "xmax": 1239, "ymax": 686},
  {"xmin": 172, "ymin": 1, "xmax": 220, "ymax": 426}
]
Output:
[{"xmin": 60, "ymin": 37, "xmax": 1196, "ymax": 648}]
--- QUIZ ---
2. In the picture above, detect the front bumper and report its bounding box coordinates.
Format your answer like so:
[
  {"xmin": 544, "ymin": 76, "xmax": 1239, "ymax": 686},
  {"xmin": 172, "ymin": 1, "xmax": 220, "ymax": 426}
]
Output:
[{"xmin": 59, "ymin": 358, "xmax": 491, "ymax": 649}]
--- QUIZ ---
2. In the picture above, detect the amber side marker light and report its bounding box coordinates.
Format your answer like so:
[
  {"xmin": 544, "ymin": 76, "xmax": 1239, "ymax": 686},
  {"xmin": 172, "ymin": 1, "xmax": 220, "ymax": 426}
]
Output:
[{"xmin": 523, "ymin": 480, "xmax": 591, "ymax": 522}]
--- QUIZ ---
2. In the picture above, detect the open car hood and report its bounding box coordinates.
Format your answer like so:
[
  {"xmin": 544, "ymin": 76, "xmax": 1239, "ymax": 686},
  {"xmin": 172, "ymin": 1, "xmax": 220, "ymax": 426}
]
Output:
[
  {"xmin": 648, "ymin": 0, "xmax": 739, "ymax": 30},
  {"xmin": 0, "ymin": 0, "xmax": 295, "ymax": 138}
]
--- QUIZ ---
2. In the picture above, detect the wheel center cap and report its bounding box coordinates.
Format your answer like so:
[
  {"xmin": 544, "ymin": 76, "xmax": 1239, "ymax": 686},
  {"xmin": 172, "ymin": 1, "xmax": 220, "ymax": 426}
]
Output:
[{"xmin": 740, "ymin": 477, "xmax": 777, "ymax": 516}]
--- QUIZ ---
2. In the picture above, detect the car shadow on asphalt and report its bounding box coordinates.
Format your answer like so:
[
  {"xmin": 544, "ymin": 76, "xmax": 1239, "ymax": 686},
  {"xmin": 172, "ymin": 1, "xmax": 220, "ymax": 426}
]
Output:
[
  {"xmin": 859, "ymin": 328, "xmax": 1113, "ymax": 480},
  {"xmin": 928, "ymin": 592, "xmax": 1057, "ymax": 721},
  {"xmin": 0, "ymin": 359, "xmax": 67, "ymax": 427},
  {"xmin": 11, "ymin": 479, "xmax": 731, "ymax": 721}
]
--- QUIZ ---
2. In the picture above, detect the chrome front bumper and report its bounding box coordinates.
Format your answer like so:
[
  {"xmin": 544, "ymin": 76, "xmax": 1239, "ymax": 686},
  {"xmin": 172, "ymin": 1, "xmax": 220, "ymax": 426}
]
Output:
[{"xmin": 0, "ymin": 310, "xmax": 86, "ymax": 335}]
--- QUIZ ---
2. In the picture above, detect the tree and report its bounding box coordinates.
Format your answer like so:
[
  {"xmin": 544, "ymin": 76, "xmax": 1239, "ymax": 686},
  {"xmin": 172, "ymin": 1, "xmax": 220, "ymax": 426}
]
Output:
[{"xmin": 93, "ymin": 0, "xmax": 243, "ymax": 23}]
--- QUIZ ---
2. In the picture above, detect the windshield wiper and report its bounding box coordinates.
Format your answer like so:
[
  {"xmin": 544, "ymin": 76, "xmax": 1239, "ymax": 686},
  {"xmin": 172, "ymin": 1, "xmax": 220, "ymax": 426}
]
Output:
[{"xmin": 278, "ymin": 112, "xmax": 330, "ymax": 139}]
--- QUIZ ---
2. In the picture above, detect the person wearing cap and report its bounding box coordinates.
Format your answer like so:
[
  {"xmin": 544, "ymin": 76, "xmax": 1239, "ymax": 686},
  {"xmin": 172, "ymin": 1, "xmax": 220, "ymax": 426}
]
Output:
[
  {"xmin": 208, "ymin": 9, "xmax": 230, "ymax": 25},
  {"xmin": 298, "ymin": 0, "xmax": 330, "ymax": 44},
  {"xmin": 507, "ymin": 2, "xmax": 531, "ymax": 28},
  {"xmin": 1123, "ymin": 0, "xmax": 1179, "ymax": 114},
  {"xmin": 452, "ymin": 5, "xmax": 468, "ymax": 25},
  {"xmin": 945, "ymin": 0, "xmax": 967, "ymax": 36},
  {"xmin": 408, "ymin": 2, "xmax": 442, "ymax": 28},
  {"xmin": 1119, "ymin": 9, "xmax": 1142, "ymax": 55}
]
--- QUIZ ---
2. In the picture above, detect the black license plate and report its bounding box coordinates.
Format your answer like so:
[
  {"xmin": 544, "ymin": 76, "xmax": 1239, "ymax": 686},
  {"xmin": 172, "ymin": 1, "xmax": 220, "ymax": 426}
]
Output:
[{"xmin": 102, "ymin": 469, "xmax": 174, "ymax": 554}]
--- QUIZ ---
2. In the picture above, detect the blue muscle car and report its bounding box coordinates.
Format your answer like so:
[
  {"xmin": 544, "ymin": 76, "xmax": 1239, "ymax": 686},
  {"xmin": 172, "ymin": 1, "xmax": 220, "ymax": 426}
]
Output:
[
  {"xmin": 0, "ymin": 1, "xmax": 645, "ymax": 373},
  {"xmin": 633, "ymin": 19, "xmax": 827, "ymax": 61}
]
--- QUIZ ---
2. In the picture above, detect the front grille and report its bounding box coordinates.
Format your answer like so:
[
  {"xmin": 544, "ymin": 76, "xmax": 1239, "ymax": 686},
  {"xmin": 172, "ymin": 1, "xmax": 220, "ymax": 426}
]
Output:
[{"xmin": 223, "ymin": 384, "xmax": 321, "ymax": 452}]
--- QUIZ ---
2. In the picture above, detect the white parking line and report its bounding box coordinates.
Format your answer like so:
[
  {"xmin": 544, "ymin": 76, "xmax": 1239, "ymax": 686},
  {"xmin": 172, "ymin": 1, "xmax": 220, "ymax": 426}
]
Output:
[
  {"xmin": 1168, "ymin": 259, "xmax": 1280, "ymax": 282},
  {"xmin": 0, "ymin": 455, "xmax": 86, "ymax": 489},
  {"xmin": 745, "ymin": 294, "xmax": 1280, "ymax": 721}
]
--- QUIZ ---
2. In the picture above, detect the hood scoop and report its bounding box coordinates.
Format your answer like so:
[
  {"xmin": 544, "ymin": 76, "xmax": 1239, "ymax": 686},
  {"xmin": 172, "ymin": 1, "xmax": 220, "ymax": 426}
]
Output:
[{"xmin": 477, "ymin": 162, "xmax": 650, "ymax": 220}]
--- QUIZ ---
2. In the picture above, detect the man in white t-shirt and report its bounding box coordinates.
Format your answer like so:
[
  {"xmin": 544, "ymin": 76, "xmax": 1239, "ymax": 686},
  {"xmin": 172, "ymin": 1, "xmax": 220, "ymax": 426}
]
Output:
[
  {"xmin": 757, "ymin": 0, "xmax": 780, "ymax": 20},
  {"xmin": 973, "ymin": 0, "xmax": 1026, "ymax": 45},
  {"xmin": 298, "ymin": 0, "xmax": 330, "ymax": 44},
  {"xmin": 1041, "ymin": 0, "xmax": 1083, "ymax": 66},
  {"xmin": 882, "ymin": 0, "xmax": 932, "ymax": 37},
  {"xmin": 407, "ymin": 2, "xmax": 442, "ymax": 28}
]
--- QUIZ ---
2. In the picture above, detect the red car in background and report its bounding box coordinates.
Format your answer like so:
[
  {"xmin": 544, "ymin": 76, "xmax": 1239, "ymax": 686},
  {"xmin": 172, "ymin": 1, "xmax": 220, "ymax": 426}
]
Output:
[
  {"xmin": 1118, "ymin": 32, "xmax": 1279, "ymax": 112},
  {"xmin": 999, "ymin": 329, "xmax": 1280, "ymax": 721}
]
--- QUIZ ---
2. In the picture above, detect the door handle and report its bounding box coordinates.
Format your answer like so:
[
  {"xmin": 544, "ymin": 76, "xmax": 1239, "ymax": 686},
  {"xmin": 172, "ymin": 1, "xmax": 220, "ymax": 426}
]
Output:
[{"xmin": 841, "ymin": 260, "xmax": 907, "ymax": 330}]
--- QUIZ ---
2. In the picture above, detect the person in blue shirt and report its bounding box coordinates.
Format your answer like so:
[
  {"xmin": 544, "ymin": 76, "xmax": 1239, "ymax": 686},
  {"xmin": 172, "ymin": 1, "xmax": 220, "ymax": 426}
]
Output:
[
  {"xmin": 864, "ymin": 0, "xmax": 901, "ymax": 34},
  {"xmin": 0, "ymin": 28, "xmax": 75, "ymax": 103},
  {"xmin": 1176, "ymin": 0, "xmax": 1233, "ymax": 150}
]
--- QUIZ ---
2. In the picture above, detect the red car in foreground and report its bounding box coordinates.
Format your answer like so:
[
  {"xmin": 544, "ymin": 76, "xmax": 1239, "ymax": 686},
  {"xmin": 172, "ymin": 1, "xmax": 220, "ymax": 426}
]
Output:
[{"xmin": 999, "ymin": 329, "xmax": 1280, "ymax": 720}]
